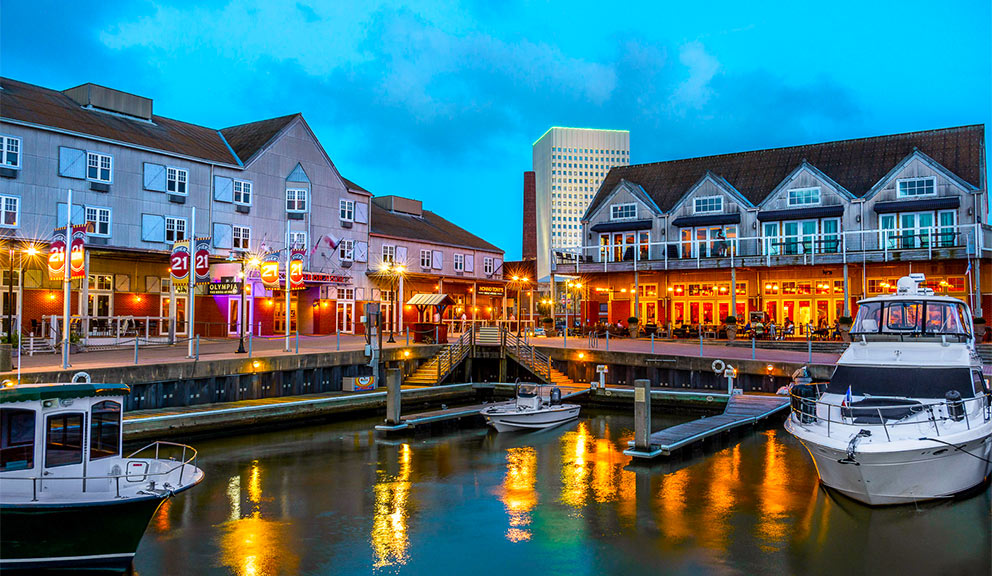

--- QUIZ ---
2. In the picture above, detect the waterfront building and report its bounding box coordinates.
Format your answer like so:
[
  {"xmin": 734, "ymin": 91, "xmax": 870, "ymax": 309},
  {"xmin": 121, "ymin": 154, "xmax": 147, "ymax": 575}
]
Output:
[
  {"xmin": 567, "ymin": 125, "xmax": 990, "ymax": 332},
  {"xmin": 532, "ymin": 127, "xmax": 629, "ymax": 281},
  {"xmin": 366, "ymin": 194, "xmax": 506, "ymax": 334},
  {"xmin": 0, "ymin": 77, "xmax": 372, "ymax": 339}
]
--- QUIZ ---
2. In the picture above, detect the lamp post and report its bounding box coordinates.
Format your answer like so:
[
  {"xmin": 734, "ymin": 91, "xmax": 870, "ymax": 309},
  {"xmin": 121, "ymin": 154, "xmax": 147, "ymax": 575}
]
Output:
[
  {"xmin": 381, "ymin": 262, "xmax": 405, "ymax": 344},
  {"xmin": 6, "ymin": 245, "xmax": 13, "ymax": 340},
  {"xmin": 511, "ymin": 275, "xmax": 529, "ymax": 338},
  {"xmin": 236, "ymin": 254, "xmax": 260, "ymax": 354}
]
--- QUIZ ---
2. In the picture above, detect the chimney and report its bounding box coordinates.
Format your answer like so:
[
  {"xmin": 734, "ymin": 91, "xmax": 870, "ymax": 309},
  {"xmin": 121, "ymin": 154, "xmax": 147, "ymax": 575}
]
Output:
[{"xmin": 63, "ymin": 83, "xmax": 153, "ymax": 121}]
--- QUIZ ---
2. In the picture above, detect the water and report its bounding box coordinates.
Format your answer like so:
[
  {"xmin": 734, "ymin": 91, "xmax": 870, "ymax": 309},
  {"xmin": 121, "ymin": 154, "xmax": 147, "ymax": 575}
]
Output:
[{"xmin": 133, "ymin": 410, "xmax": 991, "ymax": 576}]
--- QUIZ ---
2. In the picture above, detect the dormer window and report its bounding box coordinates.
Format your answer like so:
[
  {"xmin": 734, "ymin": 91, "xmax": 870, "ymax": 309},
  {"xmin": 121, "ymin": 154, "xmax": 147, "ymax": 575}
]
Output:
[
  {"xmin": 610, "ymin": 203, "xmax": 636, "ymax": 220},
  {"xmin": 787, "ymin": 187, "xmax": 820, "ymax": 206},
  {"xmin": 693, "ymin": 196, "xmax": 722, "ymax": 214},
  {"xmin": 897, "ymin": 177, "xmax": 935, "ymax": 198}
]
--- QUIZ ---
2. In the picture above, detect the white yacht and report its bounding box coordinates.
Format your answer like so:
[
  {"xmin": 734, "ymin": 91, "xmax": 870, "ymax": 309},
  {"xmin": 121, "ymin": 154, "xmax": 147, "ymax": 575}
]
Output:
[
  {"xmin": 785, "ymin": 274, "xmax": 991, "ymax": 505},
  {"xmin": 0, "ymin": 376, "xmax": 204, "ymax": 571},
  {"xmin": 481, "ymin": 383, "xmax": 581, "ymax": 432}
]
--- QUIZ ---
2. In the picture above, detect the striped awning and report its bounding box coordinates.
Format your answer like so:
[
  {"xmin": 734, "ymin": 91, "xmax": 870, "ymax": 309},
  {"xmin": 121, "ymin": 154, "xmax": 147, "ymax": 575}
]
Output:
[{"xmin": 873, "ymin": 197, "xmax": 960, "ymax": 214}]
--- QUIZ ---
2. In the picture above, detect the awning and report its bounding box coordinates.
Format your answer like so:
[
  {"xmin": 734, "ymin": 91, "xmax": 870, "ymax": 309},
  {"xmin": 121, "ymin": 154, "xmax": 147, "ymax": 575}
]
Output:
[
  {"xmin": 406, "ymin": 293, "xmax": 456, "ymax": 307},
  {"xmin": 757, "ymin": 205, "xmax": 845, "ymax": 222},
  {"xmin": 671, "ymin": 213, "xmax": 741, "ymax": 227},
  {"xmin": 590, "ymin": 219, "xmax": 654, "ymax": 232},
  {"xmin": 873, "ymin": 197, "xmax": 960, "ymax": 214}
]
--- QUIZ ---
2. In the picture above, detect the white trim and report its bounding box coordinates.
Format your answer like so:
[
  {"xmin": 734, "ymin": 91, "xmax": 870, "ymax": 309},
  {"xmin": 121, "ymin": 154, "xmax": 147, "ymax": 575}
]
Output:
[
  {"xmin": 232, "ymin": 225, "xmax": 251, "ymax": 250},
  {"xmin": 286, "ymin": 188, "xmax": 308, "ymax": 213},
  {"xmin": 0, "ymin": 553, "xmax": 135, "ymax": 565},
  {"xmin": 610, "ymin": 202, "xmax": 637, "ymax": 221},
  {"xmin": 693, "ymin": 195, "xmax": 723, "ymax": 214},
  {"xmin": 0, "ymin": 134, "xmax": 22, "ymax": 169},
  {"xmin": 896, "ymin": 176, "xmax": 937, "ymax": 198},
  {"xmin": 786, "ymin": 186, "xmax": 821, "ymax": 206},
  {"xmin": 165, "ymin": 166, "xmax": 188, "ymax": 195},
  {"xmin": 165, "ymin": 216, "xmax": 187, "ymax": 243},
  {"xmin": 0, "ymin": 194, "xmax": 21, "ymax": 229},
  {"xmin": 420, "ymin": 249, "xmax": 432, "ymax": 269},
  {"xmin": 233, "ymin": 179, "xmax": 252, "ymax": 206},
  {"xmin": 338, "ymin": 238, "xmax": 354, "ymax": 261},
  {"xmin": 86, "ymin": 151, "xmax": 113, "ymax": 183},
  {"xmin": 339, "ymin": 199, "xmax": 355, "ymax": 221},
  {"xmin": 84, "ymin": 205, "xmax": 112, "ymax": 237}
]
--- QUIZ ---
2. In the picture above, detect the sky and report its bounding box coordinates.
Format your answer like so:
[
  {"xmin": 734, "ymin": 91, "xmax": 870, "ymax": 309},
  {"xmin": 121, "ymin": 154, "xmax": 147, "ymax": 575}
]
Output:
[{"xmin": 2, "ymin": 0, "xmax": 990, "ymax": 259}]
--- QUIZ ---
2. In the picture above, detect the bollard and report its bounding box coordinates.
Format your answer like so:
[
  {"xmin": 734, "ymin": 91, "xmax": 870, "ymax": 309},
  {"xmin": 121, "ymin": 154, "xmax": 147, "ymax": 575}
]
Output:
[
  {"xmin": 406, "ymin": 326, "xmax": 410, "ymax": 346},
  {"xmin": 808, "ymin": 336, "xmax": 812, "ymax": 363},
  {"xmin": 605, "ymin": 330, "xmax": 610, "ymax": 352},
  {"xmin": 385, "ymin": 367, "xmax": 403, "ymax": 425},
  {"xmin": 257, "ymin": 321, "xmax": 261, "ymax": 337},
  {"xmin": 563, "ymin": 323, "xmax": 568, "ymax": 349},
  {"xmin": 435, "ymin": 326, "xmax": 439, "ymax": 344},
  {"xmin": 336, "ymin": 329, "xmax": 341, "ymax": 351},
  {"xmin": 248, "ymin": 332, "xmax": 253, "ymax": 357},
  {"xmin": 633, "ymin": 378, "xmax": 652, "ymax": 452},
  {"xmin": 752, "ymin": 337, "xmax": 756, "ymax": 360},
  {"xmin": 134, "ymin": 337, "xmax": 139, "ymax": 365},
  {"xmin": 195, "ymin": 335, "xmax": 200, "ymax": 360},
  {"xmin": 699, "ymin": 332, "xmax": 703, "ymax": 357},
  {"xmin": 651, "ymin": 333, "xmax": 655, "ymax": 354},
  {"xmin": 295, "ymin": 329, "xmax": 299, "ymax": 354}
]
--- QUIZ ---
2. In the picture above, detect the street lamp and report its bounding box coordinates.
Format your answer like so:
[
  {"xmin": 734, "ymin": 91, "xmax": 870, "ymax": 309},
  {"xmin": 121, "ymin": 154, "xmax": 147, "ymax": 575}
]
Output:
[
  {"xmin": 236, "ymin": 254, "xmax": 261, "ymax": 354},
  {"xmin": 381, "ymin": 262, "xmax": 406, "ymax": 343},
  {"xmin": 511, "ymin": 275, "xmax": 529, "ymax": 337},
  {"xmin": 5, "ymin": 243, "xmax": 40, "ymax": 346}
]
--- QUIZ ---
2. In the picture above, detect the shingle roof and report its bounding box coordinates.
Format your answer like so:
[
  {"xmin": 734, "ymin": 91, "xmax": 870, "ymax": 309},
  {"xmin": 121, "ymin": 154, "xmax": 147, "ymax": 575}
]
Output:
[
  {"xmin": 342, "ymin": 178, "xmax": 370, "ymax": 194},
  {"xmin": 587, "ymin": 125, "xmax": 985, "ymax": 217},
  {"xmin": 370, "ymin": 203, "xmax": 502, "ymax": 253},
  {"xmin": 0, "ymin": 77, "xmax": 240, "ymax": 165},
  {"xmin": 219, "ymin": 113, "xmax": 299, "ymax": 164}
]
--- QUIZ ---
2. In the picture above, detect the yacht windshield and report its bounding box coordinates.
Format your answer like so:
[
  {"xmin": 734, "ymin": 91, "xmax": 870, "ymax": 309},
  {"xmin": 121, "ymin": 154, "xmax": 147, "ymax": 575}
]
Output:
[
  {"xmin": 827, "ymin": 366, "xmax": 975, "ymax": 399},
  {"xmin": 852, "ymin": 300, "xmax": 971, "ymax": 336}
]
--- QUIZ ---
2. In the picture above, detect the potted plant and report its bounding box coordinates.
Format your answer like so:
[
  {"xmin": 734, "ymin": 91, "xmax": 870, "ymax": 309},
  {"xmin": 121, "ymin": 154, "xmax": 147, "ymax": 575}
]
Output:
[
  {"xmin": 541, "ymin": 317, "xmax": 555, "ymax": 337},
  {"xmin": 973, "ymin": 317, "xmax": 986, "ymax": 342},
  {"xmin": 68, "ymin": 332, "xmax": 82, "ymax": 354},
  {"xmin": 724, "ymin": 315, "xmax": 737, "ymax": 341},
  {"xmin": 627, "ymin": 316, "xmax": 639, "ymax": 338},
  {"xmin": 837, "ymin": 316, "xmax": 854, "ymax": 342}
]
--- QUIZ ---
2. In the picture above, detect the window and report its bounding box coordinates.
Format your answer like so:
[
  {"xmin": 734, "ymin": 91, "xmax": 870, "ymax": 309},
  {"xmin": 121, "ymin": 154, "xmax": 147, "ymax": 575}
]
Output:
[
  {"xmin": 1, "ymin": 408, "xmax": 35, "ymax": 471},
  {"xmin": 454, "ymin": 254, "xmax": 464, "ymax": 271},
  {"xmin": 288, "ymin": 231, "xmax": 307, "ymax": 249},
  {"xmin": 166, "ymin": 167, "xmax": 188, "ymax": 194},
  {"xmin": 45, "ymin": 413, "xmax": 84, "ymax": 468},
  {"xmin": 87, "ymin": 152, "xmax": 112, "ymax": 182},
  {"xmin": 85, "ymin": 206, "xmax": 111, "ymax": 237},
  {"xmin": 693, "ymin": 196, "xmax": 723, "ymax": 214},
  {"xmin": 420, "ymin": 249, "xmax": 432, "ymax": 269},
  {"xmin": 897, "ymin": 177, "xmax": 935, "ymax": 198},
  {"xmin": 88, "ymin": 274, "xmax": 112, "ymax": 291},
  {"xmin": 787, "ymin": 187, "xmax": 820, "ymax": 206},
  {"xmin": 339, "ymin": 239, "xmax": 354, "ymax": 261},
  {"xmin": 382, "ymin": 245, "xmax": 396, "ymax": 264},
  {"xmin": 1, "ymin": 195, "xmax": 19, "ymax": 227},
  {"xmin": 90, "ymin": 401, "xmax": 121, "ymax": 460},
  {"xmin": 286, "ymin": 188, "xmax": 308, "ymax": 212},
  {"xmin": 233, "ymin": 225, "xmax": 251, "ymax": 250},
  {"xmin": 0, "ymin": 136, "xmax": 20, "ymax": 168},
  {"xmin": 165, "ymin": 217, "xmax": 187, "ymax": 243},
  {"xmin": 484, "ymin": 257, "xmax": 494, "ymax": 275},
  {"xmin": 234, "ymin": 180, "xmax": 252, "ymax": 205},
  {"xmin": 337, "ymin": 287, "xmax": 355, "ymax": 300},
  {"xmin": 340, "ymin": 199, "xmax": 355, "ymax": 221},
  {"xmin": 610, "ymin": 203, "xmax": 636, "ymax": 220}
]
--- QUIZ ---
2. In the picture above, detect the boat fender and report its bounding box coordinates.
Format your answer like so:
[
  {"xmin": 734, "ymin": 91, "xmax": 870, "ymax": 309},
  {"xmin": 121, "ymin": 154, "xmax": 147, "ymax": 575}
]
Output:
[
  {"xmin": 711, "ymin": 359, "xmax": 725, "ymax": 374},
  {"xmin": 945, "ymin": 390, "xmax": 965, "ymax": 422}
]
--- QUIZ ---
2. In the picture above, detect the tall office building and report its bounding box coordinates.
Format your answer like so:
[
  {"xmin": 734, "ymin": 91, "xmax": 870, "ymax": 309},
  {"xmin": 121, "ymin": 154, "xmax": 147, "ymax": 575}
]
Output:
[{"xmin": 532, "ymin": 127, "xmax": 629, "ymax": 280}]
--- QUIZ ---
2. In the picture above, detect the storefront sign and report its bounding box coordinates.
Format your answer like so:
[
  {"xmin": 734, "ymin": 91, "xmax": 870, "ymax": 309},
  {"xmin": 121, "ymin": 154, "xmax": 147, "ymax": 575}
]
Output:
[
  {"xmin": 260, "ymin": 261, "xmax": 280, "ymax": 289},
  {"xmin": 304, "ymin": 271, "xmax": 350, "ymax": 284},
  {"xmin": 477, "ymin": 285, "xmax": 504, "ymax": 296},
  {"xmin": 48, "ymin": 227, "xmax": 67, "ymax": 280},
  {"xmin": 289, "ymin": 248, "xmax": 306, "ymax": 290},
  {"xmin": 206, "ymin": 282, "xmax": 241, "ymax": 295},
  {"xmin": 194, "ymin": 238, "xmax": 211, "ymax": 284},
  {"xmin": 69, "ymin": 224, "xmax": 86, "ymax": 280},
  {"xmin": 170, "ymin": 240, "xmax": 190, "ymax": 281}
]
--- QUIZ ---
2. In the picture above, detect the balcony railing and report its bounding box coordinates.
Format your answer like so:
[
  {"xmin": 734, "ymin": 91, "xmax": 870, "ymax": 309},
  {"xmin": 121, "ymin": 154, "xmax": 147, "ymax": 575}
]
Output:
[{"xmin": 556, "ymin": 223, "xmax": 990, "ymax": 271}]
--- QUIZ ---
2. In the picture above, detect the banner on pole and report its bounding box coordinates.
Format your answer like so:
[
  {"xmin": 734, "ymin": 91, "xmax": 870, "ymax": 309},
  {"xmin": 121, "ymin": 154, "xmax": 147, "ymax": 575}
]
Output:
[
  {"xmin": 69, "ymin": 224, "xmax": 87, "ymax": 280},
  {"xmin": 260, "ymin": 260, "xmax": 280, "ymax": 289},
  {"xmin": 170, "ymin": 240, "xmax": 191, "ymax": 281},
  {"xmin": 289, "ymin": 248, "xmax": 306, "ymax": 290},
  {"xmin": 194, "ymin": 237, "xmax": 211, "ymax": 284},
  {"xmin": 49, "ymin": 227, "xmax": 67, "ymax": 281}
]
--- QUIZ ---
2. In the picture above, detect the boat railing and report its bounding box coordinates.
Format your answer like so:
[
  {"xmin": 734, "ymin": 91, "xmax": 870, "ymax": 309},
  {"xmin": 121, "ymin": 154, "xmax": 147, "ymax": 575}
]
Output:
[
  {"xmin": 789, "ymin": 389, "xmax": 991, "ymax": 441},
  {"xmin": 3, "ymin": 441, "xmax": 198, "ymax": 502}
]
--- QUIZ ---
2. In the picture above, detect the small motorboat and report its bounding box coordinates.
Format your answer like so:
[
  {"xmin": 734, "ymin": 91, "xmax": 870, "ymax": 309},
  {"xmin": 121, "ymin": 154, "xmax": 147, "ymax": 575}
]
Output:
[
  {"xmin": 785, "ymin": 274, "xmax": 992, "ymax": 506},
  {"xmin": 481, "ymin": 382, "xmax": 581, "ymax": 432},
  {"xmin": 0, "ymin": 374, "xmax": 204, "ymax": 571}
]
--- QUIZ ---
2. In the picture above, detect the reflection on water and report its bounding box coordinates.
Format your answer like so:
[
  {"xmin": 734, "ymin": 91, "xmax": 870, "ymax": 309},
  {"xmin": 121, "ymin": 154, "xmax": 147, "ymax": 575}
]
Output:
[
  {"xmin": 500, "ymin": 447, "xmax": 537, "ymax": 542},
  {"xmin": 371, "ymin": 443, "xmax": 412, "ymax": 569},
  {"xmin": 133, "ymin": 411, "xmax": 991, "ymax": 576}
]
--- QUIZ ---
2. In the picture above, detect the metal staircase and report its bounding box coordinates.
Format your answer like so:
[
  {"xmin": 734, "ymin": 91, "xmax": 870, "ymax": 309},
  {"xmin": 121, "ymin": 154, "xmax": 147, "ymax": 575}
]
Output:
[{"xmin": 404, "ymin": 329, "xmax": 473, "ymax": 385}]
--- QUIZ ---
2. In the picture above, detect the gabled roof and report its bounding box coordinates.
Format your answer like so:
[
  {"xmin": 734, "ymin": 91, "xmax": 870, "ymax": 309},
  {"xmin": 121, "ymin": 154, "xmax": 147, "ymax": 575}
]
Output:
[
  {"xmin": 219, "ymin": 113, "xmax": 299, "ymax": 165},
  {"xmin": 0, "ymin": 77, "xmax": 240, "ymax": 165},
  {"xmin": 370, "ymin": 202, "xmax": 502, "ymax": 253},
  {"xmin": 342, "ymin": 178, "xmax": 370, "ymax": 194},
  {"xmin": 587, "ymin": 125, "xmax": 985, "ymax": 217}
]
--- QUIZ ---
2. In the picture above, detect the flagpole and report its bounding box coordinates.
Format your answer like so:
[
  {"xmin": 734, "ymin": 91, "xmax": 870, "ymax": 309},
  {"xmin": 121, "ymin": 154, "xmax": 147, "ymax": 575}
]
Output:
[
  {"xmin": 967, "ymin": 259, "xmax": 975, "ymax": 312},
  {"xmin": 285, "ymin": 221, "xmax": 291, "ymax": 352},
  {"xmin": 61, "ymin": 188, "xmax": 72, "ymax": 369},
  {"xmin": 187, "ymin": 207, "xmax": 196, "ymax": 358}
]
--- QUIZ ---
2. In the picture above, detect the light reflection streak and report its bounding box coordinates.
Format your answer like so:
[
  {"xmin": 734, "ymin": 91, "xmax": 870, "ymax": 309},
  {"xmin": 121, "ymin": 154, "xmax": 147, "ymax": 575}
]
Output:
[
  {"xmin": 500, "ymin": 447, "xmax": 537, "ymax": 542},
  {"xmin": 560, "ymin": 422, "xmax": 591, "ymax": 508},
  {"xmin": 701, "ymin": 444, "xmax": 740, "ymax": 549},
  {"xmin": 371, "ymin": 443, "xmax": 412, "ymax": 569},
  {"xmin": 756, "ymin": 430, "xmax": 789, "ymax": 550},
  {"xmin": 657, "ymin": 467, "xmax": 691, "ymax": 542}
]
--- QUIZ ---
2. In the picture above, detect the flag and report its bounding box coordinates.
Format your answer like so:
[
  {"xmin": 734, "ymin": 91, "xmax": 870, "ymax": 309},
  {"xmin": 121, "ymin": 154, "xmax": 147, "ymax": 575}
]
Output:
[
  {"xmin": 310, "ymin": 233, "xmax": 341, "ymax": 255},
  {"xmin": 965, "ymin": 260, "xmax": 972, "ymax": 276},
  {"xmin": 843, "ymin": 385, "xmax": 853, "ymax": 407}
]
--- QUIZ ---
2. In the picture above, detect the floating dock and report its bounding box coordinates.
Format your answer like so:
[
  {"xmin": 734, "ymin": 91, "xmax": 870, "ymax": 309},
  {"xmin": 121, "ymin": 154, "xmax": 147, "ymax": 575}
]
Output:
[{"xmin": 624, "ymin": 393, "xmax": 790, "ymax": 459}]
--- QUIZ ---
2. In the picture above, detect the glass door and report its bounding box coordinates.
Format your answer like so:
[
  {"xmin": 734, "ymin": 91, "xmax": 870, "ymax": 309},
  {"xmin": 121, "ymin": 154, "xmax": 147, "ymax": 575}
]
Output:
[
  {"xmin": 798, "ymin": 300, "xmax": 812, "ymax": 333},
  {"xmin": 880, "ymin": 214, "xmax": 897, "ymax": 249},
  {"xmin": 274, "ymin": 296, "xmax": 298, "ymax": 334},
  {"xmin": 800, "ymin": 220, "xmax": 818, "ymax": 254},
  {"xmin": 336, "ymin": 301, "xmax": 354, "ymax": 334},
  {"xmin": 160, "ymin": 297, "xmax": 187, "ymax": 336},
  {"xmin": 764, "ymin": 222, "xmax": 780, "ymax": 255},
  {"xmin": 822, "ymin": 218, "xmax": 840, "ymax": 253},
  {"xmin": 783, "ymin": 222, "xmax": 800, "ymax": 254}
]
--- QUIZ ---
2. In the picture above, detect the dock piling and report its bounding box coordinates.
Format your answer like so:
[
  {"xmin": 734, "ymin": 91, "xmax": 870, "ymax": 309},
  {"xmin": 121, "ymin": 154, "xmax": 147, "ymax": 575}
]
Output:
[
  {"xmin": 651, "ymin": 333, "xmax": 655, "ymax": 354},
  {"xmin": 633, "ymin": 378, "xmax": 652, "ymax": 452},
  {"xmin": 336, "ymin": 329, "xmax": 340, "ymax": 351},
  {"xmin": 248, "ymin": 332, "xmax": 253, "ymax": 357},
  {"xmin": 385, "ymin": 366, "xmax": 402, "ymax": 425},
  {"xmin": 134, "ymin": 336, "xmax": 139, "ymax": 365},
  {"xmin": 751, "ymin": 337, "xmax": 756, "ymax": 360}
]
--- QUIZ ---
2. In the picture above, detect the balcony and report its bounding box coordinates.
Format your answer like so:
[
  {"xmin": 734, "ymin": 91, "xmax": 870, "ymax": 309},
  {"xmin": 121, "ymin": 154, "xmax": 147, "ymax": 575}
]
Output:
[{"xmin": 555, "ymin": 223, "xmax": 991, "ymax": 274}]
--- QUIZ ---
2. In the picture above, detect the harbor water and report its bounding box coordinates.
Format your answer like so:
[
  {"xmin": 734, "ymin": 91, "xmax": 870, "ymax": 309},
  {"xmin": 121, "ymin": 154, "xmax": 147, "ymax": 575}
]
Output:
[{"xmin": 132, "ymin": 410, "xmax": 991, "ymax": 576}]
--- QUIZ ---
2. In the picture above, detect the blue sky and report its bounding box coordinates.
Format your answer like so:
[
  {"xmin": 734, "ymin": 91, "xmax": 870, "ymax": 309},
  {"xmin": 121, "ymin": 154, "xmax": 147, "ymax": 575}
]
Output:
[{"xmin": 2, "ymin": 0, "xmax": 989, "ymax": 259}]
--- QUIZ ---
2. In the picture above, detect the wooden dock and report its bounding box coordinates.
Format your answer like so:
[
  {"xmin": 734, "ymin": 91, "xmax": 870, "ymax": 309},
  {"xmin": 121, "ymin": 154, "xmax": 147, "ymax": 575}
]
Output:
[{"xmin": 624, "ymin": 393, "xmax": 790, "ymax": 459}]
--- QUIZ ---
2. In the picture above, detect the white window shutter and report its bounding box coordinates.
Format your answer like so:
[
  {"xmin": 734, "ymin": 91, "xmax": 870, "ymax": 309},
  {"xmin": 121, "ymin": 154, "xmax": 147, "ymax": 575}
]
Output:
[
  {"xmin": 494, "ymin": 258, "xmax": 503, "ymax": 276},
  {"xmin": 145, "ymin": 276, "xmax": 161, "ymax": 293},
  {"xmin": 355, "ymin": 287, "xmax": 365, "ymax": 301},
  {"xmin": 213, "ymin": 176, "xmax": 233, "ymax": 202},
  {"xmin": 396, "ymin": 246, "xmax": 408, "ymax": 264},
  {"xmin": 57, "ymin": 203, "xmax": 85, "ymax": 227},
  {"xmin": 141, "ymin": 214, "xmax": 165, "ymax": 243},
  {"xmin": 115, "ymin": 274, "xmax": 131, "ymax": 292},
  {"xmin": 355, "ymin": 241, "xmax": 368, "ymax": 263},
  {"xmin": 58, "ymin": 147, "xmax": 86, "ymax": 179},
  {"xmin": 354, "ymin": 202, "xmax": 369, "ymax": 224},
  {"xmin": 144, "ymin": 163, "xmax": 167, "ymax": 192},
  {"xmin": 464, "ymin": 255, "xmax": 474, "ymax": 273},
  {"xmin": 432, "ymin": 250, "xmax": 443, "ymax": 270},
  {"xmin": 212, "ymin": 223, "xmax": 233, "ymax": 249}
]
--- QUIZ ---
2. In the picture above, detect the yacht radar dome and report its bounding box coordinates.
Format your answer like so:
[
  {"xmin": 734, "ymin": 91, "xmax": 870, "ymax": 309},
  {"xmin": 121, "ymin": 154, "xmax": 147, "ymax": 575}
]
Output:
[{"xmin": 896, "ymin": 273, "xmax": 932, "ymax": 295}]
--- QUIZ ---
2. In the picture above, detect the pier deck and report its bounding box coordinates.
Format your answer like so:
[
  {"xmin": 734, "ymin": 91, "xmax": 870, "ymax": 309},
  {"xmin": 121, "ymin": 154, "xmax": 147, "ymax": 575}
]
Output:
[{"xmin": 624, "ymin": 393, "xmax": 790, "ymax": 459}]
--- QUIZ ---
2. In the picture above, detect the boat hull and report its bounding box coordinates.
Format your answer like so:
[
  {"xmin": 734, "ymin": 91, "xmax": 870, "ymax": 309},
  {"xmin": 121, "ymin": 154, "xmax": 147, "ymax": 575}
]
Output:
[
  {"xmin": 0, "ymin": 493, "xmax": 170, "ymax": 572},
  {"xmin": 787, "ymin": 420, "xmax": 992, "ymax": 505},
  {"xmin": 482, "ymin": 404, "xmax": 581, "ymax": 432}
]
